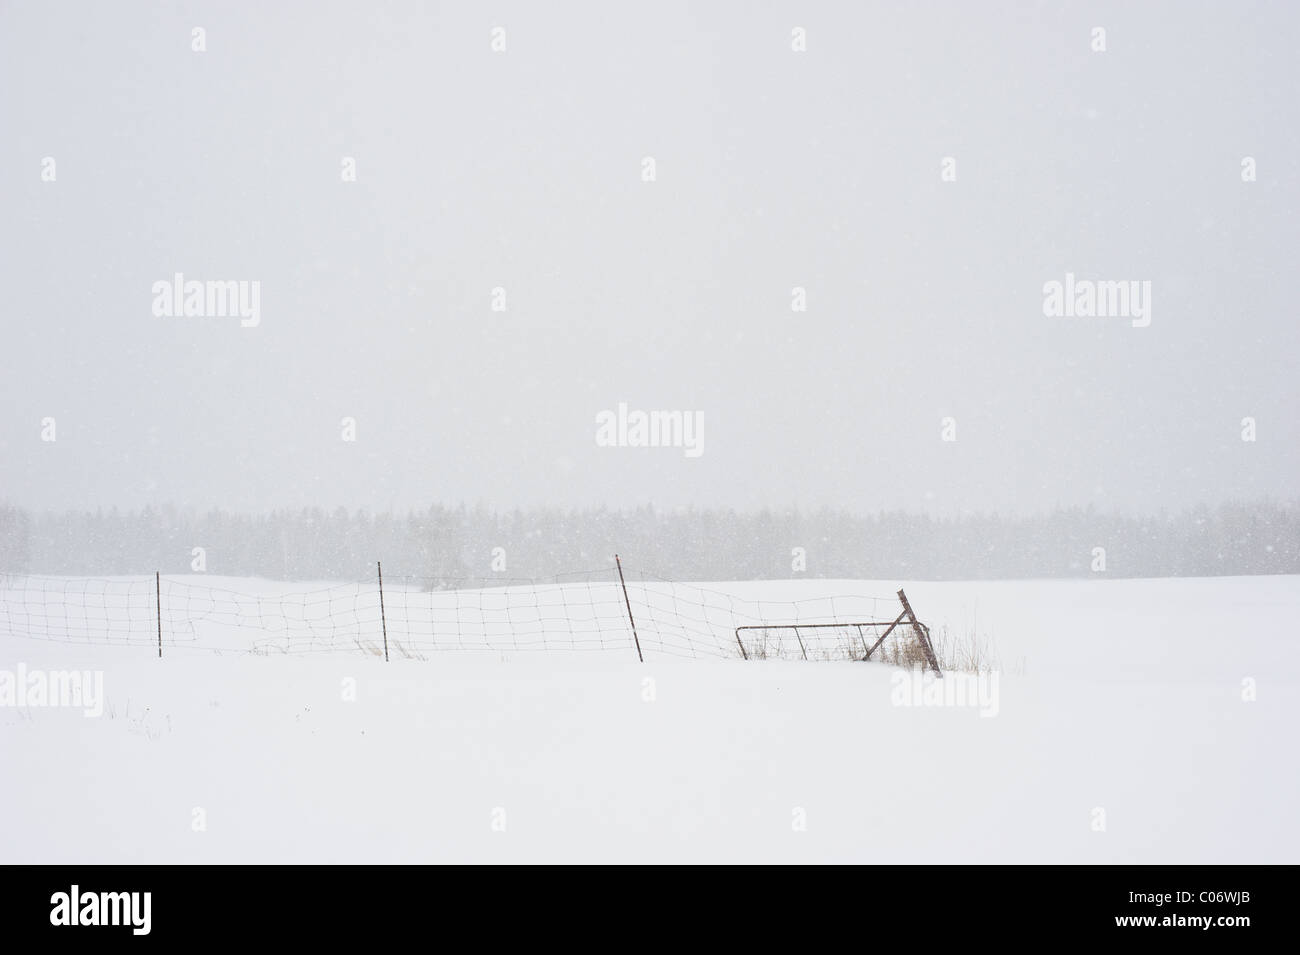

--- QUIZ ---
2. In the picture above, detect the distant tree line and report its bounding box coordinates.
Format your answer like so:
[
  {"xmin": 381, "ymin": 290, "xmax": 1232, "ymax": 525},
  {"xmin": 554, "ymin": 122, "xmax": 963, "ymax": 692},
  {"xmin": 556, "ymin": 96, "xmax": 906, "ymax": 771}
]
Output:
[{"xmin": 0, "ymin": 500, "xmax": 1296, "ymax": 582}]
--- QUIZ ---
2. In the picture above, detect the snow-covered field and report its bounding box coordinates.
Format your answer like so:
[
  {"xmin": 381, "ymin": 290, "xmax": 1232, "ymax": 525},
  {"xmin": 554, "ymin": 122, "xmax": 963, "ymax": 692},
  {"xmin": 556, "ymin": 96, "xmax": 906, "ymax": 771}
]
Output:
[{"xmin": 2, "ymin": 575, "xmax": 1297, "ymax": 863}]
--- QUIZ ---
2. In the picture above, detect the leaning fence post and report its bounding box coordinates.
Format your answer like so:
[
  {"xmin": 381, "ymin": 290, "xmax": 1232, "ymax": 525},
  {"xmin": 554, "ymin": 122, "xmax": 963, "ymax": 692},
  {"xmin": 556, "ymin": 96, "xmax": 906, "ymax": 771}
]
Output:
[
  {"xmin": 377, "ymin": 561, "xmax": 389, "ymax": 662},
  {"xmin": 615, "ymin": 555, "xmax": 643, "ymax": 662},
  {"xmin": 155, "ymin": 571, "xmax": 162, "ymax": 659},
  {"xmin": 897, "ymin": 588, "xmax": 941, "ymax": 677}
]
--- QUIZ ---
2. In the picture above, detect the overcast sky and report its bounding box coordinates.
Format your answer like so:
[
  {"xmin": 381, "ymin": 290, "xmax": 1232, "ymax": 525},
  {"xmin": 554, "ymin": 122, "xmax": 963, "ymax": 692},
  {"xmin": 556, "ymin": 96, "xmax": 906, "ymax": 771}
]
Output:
[{"xmin": 2, "ymin": 1, "xmax": 1297, "ymax": 517}]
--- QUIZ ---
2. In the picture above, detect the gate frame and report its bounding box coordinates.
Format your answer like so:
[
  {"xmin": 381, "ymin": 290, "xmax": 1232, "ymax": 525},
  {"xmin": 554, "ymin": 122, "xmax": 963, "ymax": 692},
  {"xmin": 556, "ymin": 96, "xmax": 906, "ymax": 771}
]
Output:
[{"xmin": 733, "ymin": 588, "xmax": 943, "ymax": 676}]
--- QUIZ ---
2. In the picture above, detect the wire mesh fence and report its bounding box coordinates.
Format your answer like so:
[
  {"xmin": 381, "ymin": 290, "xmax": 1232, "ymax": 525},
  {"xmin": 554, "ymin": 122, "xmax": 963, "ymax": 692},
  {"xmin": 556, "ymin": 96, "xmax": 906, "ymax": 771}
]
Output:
[{"xmin": 0, "ymin": 562, "xmax": 935, "ymax": 666}]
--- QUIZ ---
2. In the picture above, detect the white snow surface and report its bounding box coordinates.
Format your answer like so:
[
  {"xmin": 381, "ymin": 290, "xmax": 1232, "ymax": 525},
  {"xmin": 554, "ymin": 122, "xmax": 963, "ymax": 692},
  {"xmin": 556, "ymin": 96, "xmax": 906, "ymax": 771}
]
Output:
[{"xmin": 2, "ymin": 574, "xmax": 1296, "ymax": 863}]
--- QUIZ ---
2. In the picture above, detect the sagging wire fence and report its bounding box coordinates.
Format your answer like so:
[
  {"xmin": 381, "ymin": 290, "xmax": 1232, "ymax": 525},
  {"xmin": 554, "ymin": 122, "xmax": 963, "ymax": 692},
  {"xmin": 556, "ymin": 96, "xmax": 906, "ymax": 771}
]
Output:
[{"xmin": 0, "ymin": 556, "xmax": 941, "ymax": 672}]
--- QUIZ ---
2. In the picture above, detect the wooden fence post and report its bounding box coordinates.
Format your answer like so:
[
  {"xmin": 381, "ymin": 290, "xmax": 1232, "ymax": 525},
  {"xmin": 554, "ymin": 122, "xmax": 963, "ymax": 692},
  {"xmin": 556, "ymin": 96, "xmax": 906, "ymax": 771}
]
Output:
[
  {"xmin": 377, "ymin": 561, "xmax": 389, "ymax": 662},
  {"xmin": 615, "ymin": 555, "xmax": 643, "ymax": 663},
  {"xmin": 897, "ymin": 588, "xmax": 941, "ymax": 677}
]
